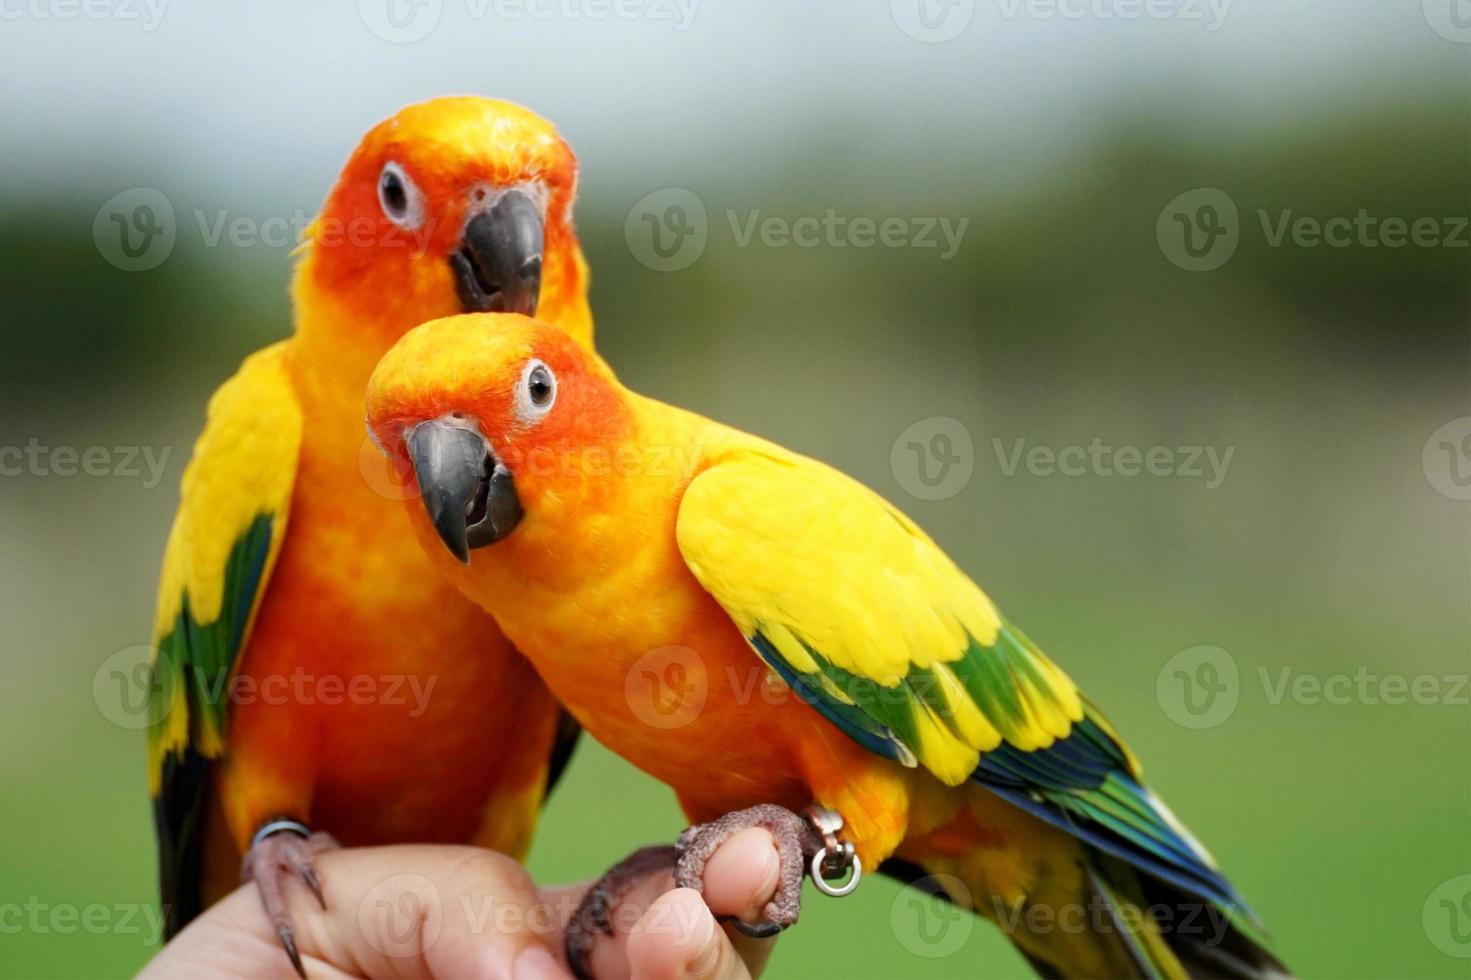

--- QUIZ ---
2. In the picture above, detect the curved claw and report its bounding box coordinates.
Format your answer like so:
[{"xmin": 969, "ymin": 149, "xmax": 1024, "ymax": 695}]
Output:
[
  {"xmin": 241, "ymin": 822, "xmax": 339, "ymax": 980},
  {"xmin": 566, "ymin": 845, "xmax": 677, "ymax": 980},
  {"xmin": 278, "ymin": 924, "xmax": 306, "ymax": 980},
  {"xmin": 724, "ymin": 915, "xmax": 786, "ymax": 939}
]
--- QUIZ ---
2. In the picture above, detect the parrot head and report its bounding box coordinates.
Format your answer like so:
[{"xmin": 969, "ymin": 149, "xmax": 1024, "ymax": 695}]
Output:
[
  {"xmin": 366, "ymin": 312, "xmax": 625, "ymax": 563},
  {"xmin": 295, "ymin": 97, "xmax": 592, "ymax": 355}
]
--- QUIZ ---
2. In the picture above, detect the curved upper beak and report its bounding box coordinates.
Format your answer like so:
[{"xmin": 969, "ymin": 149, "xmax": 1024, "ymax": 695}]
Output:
[
  {"xmin": 404, "ymin": 418, "xmax": 523, "ymax": 564},
  {"xmin": 449, "ymin": 188, "xmax": 544, "ymax": 316}
]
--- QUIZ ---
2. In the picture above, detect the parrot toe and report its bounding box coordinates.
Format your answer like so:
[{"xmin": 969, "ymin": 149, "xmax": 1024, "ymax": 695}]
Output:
[
  {"xmin": 565, "ymin": 844, "xmax": 677, "ymax": 979},
  {"xmin": 673, "ymin": 803, "xmax": 827, "ymax": 936},
  {"xmin": 239, "ymin": 821, "xmax": 340, "ymax": 979}
]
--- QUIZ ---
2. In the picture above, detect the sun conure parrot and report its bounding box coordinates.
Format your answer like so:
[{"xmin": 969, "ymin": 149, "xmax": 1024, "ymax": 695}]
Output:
[
  {"xmin": 364, "ymin": 312, "xmax": 1289, "ymax": 980},
  {"xmin": 148, "ymin": 98, "xmax": 593, "ymax": 975}
]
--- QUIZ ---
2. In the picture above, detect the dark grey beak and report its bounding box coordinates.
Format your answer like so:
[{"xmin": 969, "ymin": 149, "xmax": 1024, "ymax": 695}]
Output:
[
  {"xmin": 450, "ymin": 188, "xmax": 544, "ymax": 316},
  {"xmin": 404, "ymin": 418, "xmax": 522, "ymax": 564}
]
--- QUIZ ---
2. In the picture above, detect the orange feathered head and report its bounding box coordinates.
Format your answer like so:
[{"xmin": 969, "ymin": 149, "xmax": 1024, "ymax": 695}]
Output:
[
  {"xmin": 366, "ymin": 312, "xmax": 627, "ymax": 563},
  {"xmin": 295, "ymin": 97, "xmax": 592, "ymax": 353}
]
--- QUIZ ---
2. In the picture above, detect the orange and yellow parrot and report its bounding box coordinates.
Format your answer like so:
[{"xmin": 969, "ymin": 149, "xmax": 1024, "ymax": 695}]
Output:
[
  {"xmin": 365, "ymin": 313, "xmax": 1288, "ymax": 979},
  {"xmin": 148, "ymin": 99, "xmax": 593, "ymax": 973}
]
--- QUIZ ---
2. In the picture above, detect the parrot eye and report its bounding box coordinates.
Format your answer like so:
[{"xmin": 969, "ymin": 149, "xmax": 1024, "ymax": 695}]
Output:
[
  {"xmin": 516, "ymin": 359, "xmax": 557, "ymax": 422},
  {"xmin": 377, "ymin": 162, "xmax": 424, "ymax": 230}
]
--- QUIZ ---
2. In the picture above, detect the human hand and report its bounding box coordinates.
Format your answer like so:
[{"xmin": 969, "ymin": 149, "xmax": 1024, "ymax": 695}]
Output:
[{"xmin": 141, "ymin": 832, "xmax": 784, "ymax": 979}]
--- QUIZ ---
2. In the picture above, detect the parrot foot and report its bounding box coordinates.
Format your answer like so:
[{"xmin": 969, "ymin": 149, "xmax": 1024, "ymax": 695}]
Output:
[
  {"xmin": 674, "ymin": 802, "xmax": 860, "ymax": 938},
  {"xmin": 239, "ymin": 819, "xmax": 340, "ymax": 980},
  {"xmin": 565, "ymin": 844, "xmax": 677, "ymax": 980}
]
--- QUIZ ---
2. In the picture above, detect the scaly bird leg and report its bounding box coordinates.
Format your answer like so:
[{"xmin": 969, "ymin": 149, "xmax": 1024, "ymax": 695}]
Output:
[
  {"xmin": 565, "ymin": 844, "xmax": 678, "ymax": 980},
  {"xmin": 239, "ymin": 819, "xmax": 340, "ymax": 979},
  {"xmin": 674, "ymin": 803, "xmax": 859, "ymax": 938}
]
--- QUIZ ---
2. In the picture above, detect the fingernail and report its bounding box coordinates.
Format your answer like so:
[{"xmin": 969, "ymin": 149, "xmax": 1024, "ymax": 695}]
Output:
[
  {"xmin": 687, "ymin": 910, "xmax": 722, "ymax": 978},
  {"xmin": 513, "ymin": 944, "xmax": 565, "ymax": 980}
]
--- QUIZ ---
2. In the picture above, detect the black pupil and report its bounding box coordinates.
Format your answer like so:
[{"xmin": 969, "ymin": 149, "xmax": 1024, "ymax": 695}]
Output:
[
  {"xmin": 529, "ymin": 369, "xmax": 552, "ymax": 405},
  {"xmin": 380, "ymin": 170, "xmax": 407, "ymax": 215}
]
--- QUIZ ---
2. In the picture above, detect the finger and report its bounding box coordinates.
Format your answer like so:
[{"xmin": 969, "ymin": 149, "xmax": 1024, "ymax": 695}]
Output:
[
  {"xmin": 698, "ymin": 828, "xmax": 781, "ymax": 975},
  {"xmin": 148, "ymin": 845, "xmax": 569, "ymax": 979},
  {"xmin": 546, "ymin": 864, "xmax": 678, "ymax": 979},
  {"xmin": 558, "ymin": 829, "xmax": 780, "ymax": 980},
  {"xmin": 625, "ymin": 887, "xmax": 752, "ymax": 980},
  {"xmin": 313, "ymin": 845, "xmax": 570, "ymax": 978}
]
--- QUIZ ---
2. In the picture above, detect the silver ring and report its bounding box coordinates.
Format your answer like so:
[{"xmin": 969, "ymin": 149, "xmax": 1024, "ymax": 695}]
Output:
[
  {"xmin": 809, "ymin": 847, "xmax": 862, "ymax": 897},
  {"xmin": 251, "ymin": 819, "xmax": 311, "ymax": 850}
]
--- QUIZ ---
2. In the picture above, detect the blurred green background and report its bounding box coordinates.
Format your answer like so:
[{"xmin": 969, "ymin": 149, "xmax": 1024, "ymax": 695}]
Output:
[{"xmin": 2, "ymin": 2, "xmax": 1468, "ymax": 978}]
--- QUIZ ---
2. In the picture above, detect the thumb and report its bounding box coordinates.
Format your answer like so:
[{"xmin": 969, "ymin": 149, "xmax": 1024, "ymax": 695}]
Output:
[{"xmin": 625, "ymin": 888, "xmax": 755, "ymax": 980}]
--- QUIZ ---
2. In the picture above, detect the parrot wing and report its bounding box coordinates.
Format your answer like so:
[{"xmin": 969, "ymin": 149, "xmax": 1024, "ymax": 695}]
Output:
[
  {"xmin": 147, "ymin": 342, "xmax": 302, "ymax": 934},
  {"xmin": 675, "ymin": 446, "xmax": 1248, "ymax": 913}
]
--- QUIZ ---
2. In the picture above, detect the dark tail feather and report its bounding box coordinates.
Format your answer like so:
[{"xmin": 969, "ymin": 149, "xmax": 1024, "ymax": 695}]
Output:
[
  {"xmin": 880, "ymin": 854, "xmax": 1290, "ymax": 979},
  {"xmin": 1095, "ymin": 854, "xmax": 1291, "ymax": 980},
  {"xmin": 541, "ymin": 708, "xmax": 583, "ymax": 800},
  {"xmin": 154, "ymin": 748, "xmax": 211, "ymax": 940}
]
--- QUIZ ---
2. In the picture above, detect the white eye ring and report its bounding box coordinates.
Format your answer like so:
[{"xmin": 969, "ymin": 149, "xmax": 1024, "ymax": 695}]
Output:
[
  {"xmin": 377, "ymin": 161, "xmax": 425, "ymax": 230},
  {"xmin": 515, "ymin": 358, "xmax": 557, "ymax": 423}
]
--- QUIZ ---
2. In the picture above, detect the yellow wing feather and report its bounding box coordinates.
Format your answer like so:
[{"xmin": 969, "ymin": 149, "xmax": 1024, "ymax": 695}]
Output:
[
  {"xmin": 676, "ymin": 444, "xmax": 1082, "ymax": 787},
  {"xmin": 148, "ymin": 343, "xmax": 302, "ymax": 785}
]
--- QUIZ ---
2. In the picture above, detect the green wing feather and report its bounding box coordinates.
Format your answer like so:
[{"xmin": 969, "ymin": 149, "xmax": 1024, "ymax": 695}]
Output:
[
  {"xmin": 676, "ymin": 444, "xmax": 1256, "ymax": 922},
  {"xmin": 148, "ymin": 343, "xmax": 301, "ymax": 936}
]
